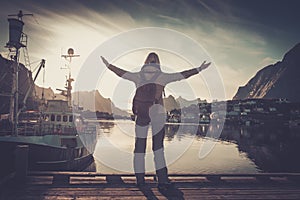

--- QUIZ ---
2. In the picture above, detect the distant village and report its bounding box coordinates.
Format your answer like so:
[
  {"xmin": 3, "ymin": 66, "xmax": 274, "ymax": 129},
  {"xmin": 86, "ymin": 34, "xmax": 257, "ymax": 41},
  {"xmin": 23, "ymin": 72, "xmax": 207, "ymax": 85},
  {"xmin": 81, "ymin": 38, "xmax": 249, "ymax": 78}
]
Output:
[
  {"xmin": 82, "ymin": 98, "xmax": 300, "ymax": 128},
  {"xmin": 168, "ymin": 98, "xmax": 300, "ymax": 127}
]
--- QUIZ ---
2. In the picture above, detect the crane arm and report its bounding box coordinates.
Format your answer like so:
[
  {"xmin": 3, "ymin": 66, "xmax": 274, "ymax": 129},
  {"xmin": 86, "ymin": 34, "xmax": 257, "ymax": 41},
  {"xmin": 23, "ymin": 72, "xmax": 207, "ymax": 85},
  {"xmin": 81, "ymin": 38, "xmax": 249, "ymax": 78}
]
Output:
[{"xmin": 18, "ymin": 59, "xmax": 45, "ymax": 116}]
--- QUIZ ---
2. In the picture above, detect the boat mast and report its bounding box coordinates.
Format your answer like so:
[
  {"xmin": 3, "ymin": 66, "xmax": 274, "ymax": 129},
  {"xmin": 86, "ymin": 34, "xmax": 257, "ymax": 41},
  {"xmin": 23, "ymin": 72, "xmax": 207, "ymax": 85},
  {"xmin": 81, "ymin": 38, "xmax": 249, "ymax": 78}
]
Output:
[
  {"xmin": 61, "ymin": 48, "xmax": 79, "ymax": 107},
  {"xmin": 5, "ymin": 10, "xmax": 32, "ymax": 136}
]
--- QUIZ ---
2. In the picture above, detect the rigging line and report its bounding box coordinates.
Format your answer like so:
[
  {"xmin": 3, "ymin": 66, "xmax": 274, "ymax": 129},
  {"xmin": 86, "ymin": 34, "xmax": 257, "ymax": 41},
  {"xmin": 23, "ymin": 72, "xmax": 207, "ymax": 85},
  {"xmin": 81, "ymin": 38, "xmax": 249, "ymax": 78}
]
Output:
[
  {"xmin": 31, "ymin": 61, "xmax": 43, "ymax": 73},
  {"xmin": 24, "ymin": 14, "xmax": 56, "ymax": 64},
  {"xmin": 29, "ymin": 59, "xmax": 42, "ymax": 66},
  {"xmin": 31, "ymin": 14, "xmax": 56, "ymax": 44},
  {"xmin": 11, "ymin": 62, "xmax": 42, "ymax": 92},
  {"xmin": 31, "ymin": 14, "xmax": 40, "ymax": 25},
  {"xmin": 0, "ymin": 72, "xmax": 7, "ymax": 83},
  {"xmin": 16, "ymin": 68, "xmax": 35, "ymax": 91}
]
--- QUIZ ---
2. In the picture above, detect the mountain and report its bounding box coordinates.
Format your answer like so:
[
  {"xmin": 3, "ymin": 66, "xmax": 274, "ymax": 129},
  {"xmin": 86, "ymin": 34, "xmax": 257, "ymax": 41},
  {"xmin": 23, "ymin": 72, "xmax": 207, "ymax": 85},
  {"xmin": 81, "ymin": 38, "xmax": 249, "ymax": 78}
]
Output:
[
  {"xmin": 233, "ymin": 43, "xmax": 300, "ymax": 102},
  {"xmin": 34, "ymin": 85, "xmax": 55, "ymax": 100},
  {"xmin": 73, "ymin": 92, "xmax": 201, "ymax": 115},
  {"xmin": 73, "ymin": 90, "xmax": 129, "ymax": 117},
  {"xmin": 0, "ymin": 55, "xmax": 37, "ymax": 114},
  {"xmin": 34, "ymin": 86, "xmax": 129, "ymax": 117},
  {"xmin": 176, "ymin": 96, "xmax": 204, "ymax": 108},
  {"xmin": 163, "ymin": 95, "xmax": 204, "ymax": 112},
  {"xmin": 163, "ymin": 95, "xmax": 179, "ymax": 112}
]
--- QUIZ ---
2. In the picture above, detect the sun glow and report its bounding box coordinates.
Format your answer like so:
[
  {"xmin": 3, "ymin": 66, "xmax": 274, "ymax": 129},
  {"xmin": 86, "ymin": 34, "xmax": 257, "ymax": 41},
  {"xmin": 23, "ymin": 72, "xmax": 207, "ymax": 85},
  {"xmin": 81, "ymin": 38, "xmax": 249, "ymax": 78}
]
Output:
[{"xmin": 21, "ymin": 8, "xmax": 133, "ymax": 93}]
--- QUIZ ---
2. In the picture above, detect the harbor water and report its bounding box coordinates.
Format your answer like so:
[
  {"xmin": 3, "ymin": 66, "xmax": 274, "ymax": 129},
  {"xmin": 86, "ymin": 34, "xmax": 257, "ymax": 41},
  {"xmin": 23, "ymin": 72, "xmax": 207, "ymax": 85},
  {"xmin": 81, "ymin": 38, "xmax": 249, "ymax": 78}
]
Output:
[{"xmin": 89, "ymin": 120, "xmax": 300, "ymax": 174}]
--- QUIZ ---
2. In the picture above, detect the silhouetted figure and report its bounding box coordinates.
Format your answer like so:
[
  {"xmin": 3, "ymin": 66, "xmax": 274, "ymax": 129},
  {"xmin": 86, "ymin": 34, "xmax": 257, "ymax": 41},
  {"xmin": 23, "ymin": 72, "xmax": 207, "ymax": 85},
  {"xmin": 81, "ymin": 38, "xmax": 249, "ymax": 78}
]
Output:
[{"xmin": 101, "ymin": 52, "xmax": 210, "ymax": 190}]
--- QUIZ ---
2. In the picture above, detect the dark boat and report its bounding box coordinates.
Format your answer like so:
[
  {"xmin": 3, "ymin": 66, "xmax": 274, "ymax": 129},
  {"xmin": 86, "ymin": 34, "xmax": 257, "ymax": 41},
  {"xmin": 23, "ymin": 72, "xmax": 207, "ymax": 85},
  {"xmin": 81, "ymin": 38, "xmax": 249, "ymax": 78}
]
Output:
[
  {"xmin": 0, "ymin": 104, "xmax": 97, "ymax": 172},
  {"xmin": 0, "ymin": 11, "xmax": 97, "ymax": 176}
]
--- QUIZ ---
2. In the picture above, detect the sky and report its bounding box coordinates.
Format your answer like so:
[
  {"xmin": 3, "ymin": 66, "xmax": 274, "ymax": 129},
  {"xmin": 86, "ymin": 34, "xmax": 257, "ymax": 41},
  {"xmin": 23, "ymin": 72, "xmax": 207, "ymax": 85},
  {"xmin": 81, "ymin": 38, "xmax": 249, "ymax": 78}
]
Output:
[{"xmin": 0, "ymin": 0, "xmax": 299, "ymax": 109}]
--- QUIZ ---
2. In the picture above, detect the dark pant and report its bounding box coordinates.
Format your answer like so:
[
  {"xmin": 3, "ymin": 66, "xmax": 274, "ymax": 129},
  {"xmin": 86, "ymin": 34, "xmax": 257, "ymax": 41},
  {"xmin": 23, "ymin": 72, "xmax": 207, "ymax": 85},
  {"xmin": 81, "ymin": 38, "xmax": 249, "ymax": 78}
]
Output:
[{"xmin": 134, "ymin": 104, "xmax": 168, "ymax": 184}]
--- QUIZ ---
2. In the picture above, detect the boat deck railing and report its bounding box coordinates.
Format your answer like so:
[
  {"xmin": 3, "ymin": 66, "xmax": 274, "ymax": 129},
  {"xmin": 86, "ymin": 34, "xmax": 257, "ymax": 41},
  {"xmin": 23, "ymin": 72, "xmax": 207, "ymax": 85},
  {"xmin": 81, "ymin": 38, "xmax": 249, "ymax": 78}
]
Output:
[{"xmin": 0, "ymin": 122, "xmax": 97, "ymax": 136}]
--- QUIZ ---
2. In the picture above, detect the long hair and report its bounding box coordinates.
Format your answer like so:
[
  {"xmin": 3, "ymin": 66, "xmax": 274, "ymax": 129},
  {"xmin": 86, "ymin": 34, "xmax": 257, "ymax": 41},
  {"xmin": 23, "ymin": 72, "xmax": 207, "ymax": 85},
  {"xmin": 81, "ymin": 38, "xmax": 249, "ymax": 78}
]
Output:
[{"xmin": 144, "ymin": 52, "xmax": 160, "ymax": 64}]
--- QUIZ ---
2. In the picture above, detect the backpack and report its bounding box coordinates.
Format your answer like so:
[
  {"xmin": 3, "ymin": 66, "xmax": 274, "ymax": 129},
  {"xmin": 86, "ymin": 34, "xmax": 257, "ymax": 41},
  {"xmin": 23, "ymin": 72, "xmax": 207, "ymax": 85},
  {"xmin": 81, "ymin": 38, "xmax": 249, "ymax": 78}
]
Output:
[{"xmin": 132, "ymin": 67, "xmax": 164, "ymax": 115}]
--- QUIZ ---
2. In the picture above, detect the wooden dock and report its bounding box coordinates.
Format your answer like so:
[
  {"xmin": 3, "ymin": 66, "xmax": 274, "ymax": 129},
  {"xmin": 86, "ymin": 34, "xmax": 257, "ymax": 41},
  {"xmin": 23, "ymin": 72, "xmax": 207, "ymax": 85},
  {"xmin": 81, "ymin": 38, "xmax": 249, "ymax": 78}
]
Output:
[{"xmin": 1, "ymin": 172, "xmax": 300, "ymax": 199}]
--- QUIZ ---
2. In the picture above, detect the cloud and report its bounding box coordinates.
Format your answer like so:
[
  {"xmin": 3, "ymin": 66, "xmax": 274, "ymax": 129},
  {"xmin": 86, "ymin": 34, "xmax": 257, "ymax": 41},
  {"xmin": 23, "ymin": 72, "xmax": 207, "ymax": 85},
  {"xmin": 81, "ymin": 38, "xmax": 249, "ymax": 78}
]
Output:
[
  {"xmin": 258, "ymin": 57, "xmax": 278, "ymax": 67},
  {"xmin": 156, "ymin": 14, "xmax": 184, "ymax": 25},
  {"xmin": 1, "ymin": 0, "xmax": 298, "ymax": 105}
]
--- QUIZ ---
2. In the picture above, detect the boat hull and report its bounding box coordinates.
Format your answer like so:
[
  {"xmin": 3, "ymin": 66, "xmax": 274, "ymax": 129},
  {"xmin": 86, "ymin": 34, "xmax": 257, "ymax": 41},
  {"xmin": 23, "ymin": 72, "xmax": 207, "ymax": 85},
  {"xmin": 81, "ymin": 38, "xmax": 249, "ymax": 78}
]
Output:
[{"xmin": 0, "ymin": 134, "xmax": 96, "ymax": 177}]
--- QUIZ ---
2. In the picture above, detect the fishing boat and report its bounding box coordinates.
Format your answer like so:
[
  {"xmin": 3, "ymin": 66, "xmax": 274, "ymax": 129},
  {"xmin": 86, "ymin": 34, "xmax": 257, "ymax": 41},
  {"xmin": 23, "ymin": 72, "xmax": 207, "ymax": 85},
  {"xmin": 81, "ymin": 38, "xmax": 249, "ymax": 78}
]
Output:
[{"xmin": 0, "ymin": 11, "xmax": 97, "ymax": 176}]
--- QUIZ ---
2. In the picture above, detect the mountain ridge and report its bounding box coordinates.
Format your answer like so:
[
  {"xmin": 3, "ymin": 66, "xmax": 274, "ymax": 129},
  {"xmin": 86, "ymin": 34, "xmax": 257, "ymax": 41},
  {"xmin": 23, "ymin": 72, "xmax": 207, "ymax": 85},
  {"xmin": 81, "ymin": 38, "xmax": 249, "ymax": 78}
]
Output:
[{"xmin": 233, "ymin": 43, "xmax": 300, "ymax": 102}]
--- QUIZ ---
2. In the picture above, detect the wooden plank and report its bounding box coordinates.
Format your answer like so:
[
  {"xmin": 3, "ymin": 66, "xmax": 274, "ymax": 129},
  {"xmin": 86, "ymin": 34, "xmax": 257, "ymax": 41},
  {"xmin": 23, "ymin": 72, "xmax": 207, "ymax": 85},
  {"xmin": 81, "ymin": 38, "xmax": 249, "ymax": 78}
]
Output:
[
  {"xmin": 22, "ymin": 171, "xmax": 252, "ymax": 176},
  {"xmin": 2, "ymin": 173, "xmax": 300, "ymax": 200},
  {"xmin": 105, "ymin": 175, "xmax": 125, "ymax": 184},
  {"xmin": 52, "ymin": 174, "xmax": 70, "ymax": 185},
  {"xmin": 4, "ymin": 187, "xmax": 300, "ymax": 200},
  {"xmin": 28, "ymin": 171, "xmax": 300, "ymax": 179}
]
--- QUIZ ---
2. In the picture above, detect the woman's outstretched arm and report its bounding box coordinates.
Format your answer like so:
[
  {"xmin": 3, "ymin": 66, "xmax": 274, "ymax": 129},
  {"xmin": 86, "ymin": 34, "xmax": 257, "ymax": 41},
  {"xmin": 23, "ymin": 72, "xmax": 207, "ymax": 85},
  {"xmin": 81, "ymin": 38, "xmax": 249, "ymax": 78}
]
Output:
[
  {"xmin": 101, "ymin": 56, "xmax": 128, "ymax": 77},
  {"xmin": 183, "ymin": 61, "xmax": 211, "ymax": 78},
  {"xmin": 163, "ymin": 61, "xmax": 211, "ymax": 84},
  {"xmin": 101, "ymin": 56, "xmax": 138, "ymax": 82}
]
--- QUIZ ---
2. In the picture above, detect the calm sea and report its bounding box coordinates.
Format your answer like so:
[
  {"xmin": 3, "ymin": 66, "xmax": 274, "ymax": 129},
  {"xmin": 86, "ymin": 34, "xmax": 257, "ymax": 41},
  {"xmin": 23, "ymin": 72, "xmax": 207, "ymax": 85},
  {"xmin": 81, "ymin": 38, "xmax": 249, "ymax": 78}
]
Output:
[{"xmin": 90, "ymin": 120, "xmax": 300, "ymax": 174}]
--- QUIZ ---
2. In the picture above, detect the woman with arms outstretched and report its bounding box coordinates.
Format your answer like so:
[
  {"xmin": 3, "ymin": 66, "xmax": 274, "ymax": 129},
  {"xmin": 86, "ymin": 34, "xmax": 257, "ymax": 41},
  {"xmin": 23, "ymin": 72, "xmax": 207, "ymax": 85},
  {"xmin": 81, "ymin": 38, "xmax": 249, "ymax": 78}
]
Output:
[{"xmin": 101, "ymin": 52, "xmax": 210, "ymax": 190}]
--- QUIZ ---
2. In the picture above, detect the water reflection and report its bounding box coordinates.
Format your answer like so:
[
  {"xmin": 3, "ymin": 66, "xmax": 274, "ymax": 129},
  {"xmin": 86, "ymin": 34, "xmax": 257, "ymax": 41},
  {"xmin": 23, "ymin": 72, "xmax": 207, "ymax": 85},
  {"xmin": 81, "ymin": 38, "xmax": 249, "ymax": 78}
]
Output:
[
  {"xmin": 99, "ymin": 121, "xmax": 114, "ymax": 134},
  {"xmin": 94, "ymin": 120, "xmax": 300, "ymax": 173},
  {"xmin": 236, "ymin": 126, "xmax": 300, "ymax": 173}
]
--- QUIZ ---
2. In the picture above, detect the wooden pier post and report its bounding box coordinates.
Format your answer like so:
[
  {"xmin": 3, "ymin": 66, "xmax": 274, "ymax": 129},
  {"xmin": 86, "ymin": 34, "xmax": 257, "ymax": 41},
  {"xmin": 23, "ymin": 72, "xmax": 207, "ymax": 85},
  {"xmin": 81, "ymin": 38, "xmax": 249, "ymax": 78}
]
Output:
[{"xmin": 15, "ymin": 145, "xmax": 29, "ymax": 182}]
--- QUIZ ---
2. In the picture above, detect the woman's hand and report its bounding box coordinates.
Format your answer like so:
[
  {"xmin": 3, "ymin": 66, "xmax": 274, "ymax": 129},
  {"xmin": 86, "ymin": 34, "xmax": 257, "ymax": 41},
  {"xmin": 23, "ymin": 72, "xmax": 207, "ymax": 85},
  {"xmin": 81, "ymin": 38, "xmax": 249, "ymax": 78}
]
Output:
[
  {"xmin": 198, "ymin": 61, "xmax": 211, "ymax": 72},
  {"xmin": 101, "ymin": 56, "xmax": 110, "ymax": 67}
]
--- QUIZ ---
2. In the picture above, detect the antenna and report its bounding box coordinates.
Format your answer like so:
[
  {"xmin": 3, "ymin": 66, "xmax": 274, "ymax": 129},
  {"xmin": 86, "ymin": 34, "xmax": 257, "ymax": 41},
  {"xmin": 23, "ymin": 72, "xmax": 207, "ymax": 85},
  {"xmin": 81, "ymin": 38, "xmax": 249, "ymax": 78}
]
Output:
[
  {"xmin": 60, "ymin": 48, "xmax": 80, "ymax": 107},
  {"xmin": 61, "ymin": 48, "xmax": 80, "ymax": 63},
  {"xmin": 61, "ymin": 48, "xmax": 80, "ymax": 84},
  {"xmin": 8, "ymin": 10, "xmax": 33, "ymax": 21}
]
